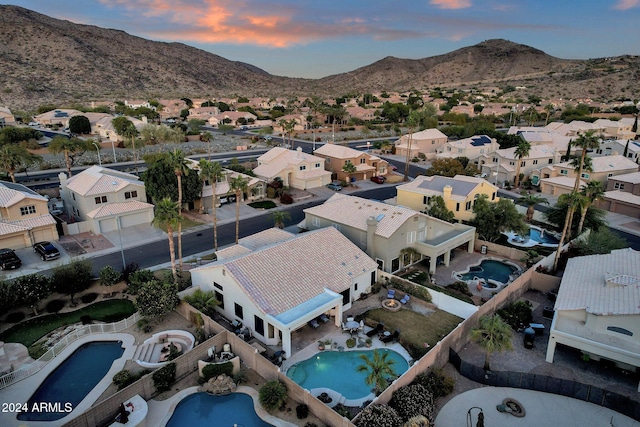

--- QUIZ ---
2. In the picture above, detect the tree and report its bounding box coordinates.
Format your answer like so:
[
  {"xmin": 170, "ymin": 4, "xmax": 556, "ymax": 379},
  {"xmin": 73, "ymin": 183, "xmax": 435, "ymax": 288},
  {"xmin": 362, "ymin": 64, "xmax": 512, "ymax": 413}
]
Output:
[
  {"xmin": 52, "ymin": 260, "xmax": 93, "ymax": 305},
  {"xmin": 356, "ymin": 405, "xmax": 402, "ymax": 427},
  {"xmin": 0, "ymin": 144, "xmax": 42, "ymax": 182},
  {"xmin": 517, "ymin": 193, "xmax": 549, "ymax": 222},
  {"xmin": 544, "ymin": 104, "xmax": 555, "ymax": 125},
  {"xmin": 356, "ymin": 349, "xmax": 398, "ymax": 394},
  {"xmin": 573, "ymin": 228, "xmax": 628, "ymax": 256},
  {"xmin": 571, "ymin": 130, "xmax": 600, "ymax": 192},
  {"xmin": 632, "ymin": 114, "xmax": 638, "ymax": 135},
  {"xmin": 112, "ymin": 116, "xmax": 139, "ymax": 173},
  {"xmin": 623, "ymin": 139, "xmax": 630, "ymax": 158},
  {"xmin": 165, "ymin": 149, "xmax": 190, "ymax": 270},
  {"xmin": 270, "ymin": 210, "xmax": 291, "ymax": 229},
  {"xmin": 136, "ymin": 278, "xmax": 179, "ymax": 319},
  {"xmin": 152, "ymin": 198, "xmax": 181, "ymax": 284},
  {"xmin": 470, "ymin": 314, "xmax": 512, "ymax": 371},
  {"xmin": 230, "ymin": 176, "xmax": 248, "ymax": 244},
  {"xmin": 577, "ymin": 181, "xmax": 604, "ymax": 235},
  {"xmin": 543, "ymin": 193, "xmax": 606, "ymax": 235},
  {"xmin": 99, "ymin": 265, "xmax": 122, "ymax": 287},
  {"xmin": 425, "ymin": 158, "xmax": 466, "ymax": 177},
  {"xmin": 513, "ymin": 140, "xmax": 531, "ymax": 188},
  {"xmin": 423, "ymin": 195, "xmax": 455, "ymax": 223},
  {"xmin": 403, "ymin": 110, "xmax": 422, "ymax": 182},
  {"xmin": 48, "ymin": 136, "xmax": 92, "ymax": 177},
  {"xmin": 199, "ymin": 159, "xmax": 224, "ymax": 250},
  {"xmin": 472, "ymin": 195, "xmax": 527, "ymax": 242},
  {"xmin": 389, "ymin": 384, "xmax": 434, "ymax": 423},
  {"xmin": 13, "ymin": 274, "xmax": 51, "ymax": 315},
  {"xmin": 259, "ymin": 381, "xmax": 288, "ymax": 411},
  {"xmin": 183, "ymin": 288, "xmax": 219, "ymax": 317},
  {"xmin": 342, "ymin": 161, "xmax": 357, "ymax": 184},
  {"xmin": 552, "ymin": 191, "xmax": 584, "ymax": 272},
  {"xmin": 68, "ymin": 115, "xmax": 91, "ymax": 134},
  {"xmin": 142, "ymin": 154, "xmax": 200, "ymax": 204}
]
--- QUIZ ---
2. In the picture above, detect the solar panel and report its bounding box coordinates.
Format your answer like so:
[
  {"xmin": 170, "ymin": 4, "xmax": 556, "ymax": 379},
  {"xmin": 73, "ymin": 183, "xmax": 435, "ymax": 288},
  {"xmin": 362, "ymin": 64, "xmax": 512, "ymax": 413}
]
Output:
[
  {"xmin": 470, "ymin": 135, "xmax": 491, "ymax": 146},
  {"xmin": 0, "ymin": 181, "xmax": 41, "ymax": 196}
]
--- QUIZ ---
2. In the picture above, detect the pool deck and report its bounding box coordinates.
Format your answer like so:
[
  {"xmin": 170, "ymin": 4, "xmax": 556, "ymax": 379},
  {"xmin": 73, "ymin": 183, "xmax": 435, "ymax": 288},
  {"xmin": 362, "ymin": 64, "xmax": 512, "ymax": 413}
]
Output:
[
  {"xmin": 0, "ymin": 333, "xmax": 135, "ymax": 427},
  {"xmin": 435, "ymin": 386, "xmax": 640, "ymax": 427}
]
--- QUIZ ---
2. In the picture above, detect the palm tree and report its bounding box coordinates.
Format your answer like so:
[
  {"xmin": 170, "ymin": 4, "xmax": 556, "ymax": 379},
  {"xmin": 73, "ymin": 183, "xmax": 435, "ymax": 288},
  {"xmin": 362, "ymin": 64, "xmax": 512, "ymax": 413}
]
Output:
[
  {"xmin": 48, "ymin": 136, "xmax": 91, "ymax": 177},
  {"xmin": 183, "ymin": 288, "xmax": 219, "ymax": 316},
  {"xmin": 152, "ymin": 198, "xmax": 181, "ymax": 284},
  {"xmin": 403, "ymin": 110, "xmax": 421, "ymax": 182},
  {"xmin": 517, "ymin": 193, "xmax": 549, "ymax": 222},
  {"xmin": 577, "ymin": 181, "xmax": 605, "ymax": 235},
  {"xmin": 270, "ymin": 210, "xmax": 292, "ymax": 229},
  {"xmin": 165, "ymin": 149, "xmax": 190, "ymax": 270},
  {"xmin": 0, "ymin": 144, "xmax": 42, "ymax": 182},
  {"xmin": 543, "ymin": 104, "xmax": 555, "ymax": 125},
  {"xmin": 342, "ymin": 161, "xmax": 357, "ymax": 184},
  {"xmin": 513, "ymin": 140, "xmax": 531, "ymax": 189},
  {"xmin": 571, "ymin": 130, "xmax": 599, "ymax": 192},
  {"xmin": 356, "ymin": 349, "xmax": 397, "ymax": 395},
  {"xmin": 230, "ymin": 176, "xmax": 248, "ymax": 244},
  {"xmin": 199, "ymin": 159, "xmax": 224, "ymax": 250},
  {"xmin": 112, "ymin": 117, "xmax": 139, "ymax": 173},
  {"xmin": 552, "ymin": 191, "xmax": 584, "ymax": 272},
  {"xmin": 469, "ymin": 314, "xmax": 513, "ymax": 371}
]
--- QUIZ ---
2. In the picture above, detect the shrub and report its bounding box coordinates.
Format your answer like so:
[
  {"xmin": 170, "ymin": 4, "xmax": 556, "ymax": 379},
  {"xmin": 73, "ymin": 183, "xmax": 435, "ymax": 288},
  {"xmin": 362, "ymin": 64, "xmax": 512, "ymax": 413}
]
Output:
[
  {"xmin": 127, "ymin": 269, "xmax": 155, "ymax": 295},
  {"xmin": 447, "ymin": 281, "xmax": 473, "ymax": 297},
  {"xmin": 389, "ymin": 384, "xmax": 434, "ymax": 423},
  {"xmin": 81, "ymin": 293, "xmax": 98, "ymax": 304},
  {"xmin": 266, "ymin": 187, "xmax": 276, "ymax": 198},
  {"xmin": 5, "ymin": 311, "xmax": 25, "ymax": 323},
  {"xmin": 346, "ymin": 338, "xmax": 356, "ymax": 348},
  {"xmin": 137, "ymin": 317, "xmax": 153, "ymax": 333},
  {"xmin": 259, "ymin": 380, "xmax": 287, "ymax": 411},
  {"xmin": 51, "ymin": 260, "xmax": 93, "ymax": 303},
  {"xmin": 122, "ymin": 262, "xmax": 139, "ymax": 284},
  {"xmin": 80, "ymin": 315, "xmax": 92, "ymax": 325},
  {"xmin": 194, "ymin": 327, "xmax": 206, "ymax": 344},
  {"xmin": 46, "ymin": 299, "xmax": 65, "ymax": 313},
  {"xmin": 497, "ymin": 300, "xmax": 533, "ymax": 330},
  {"xmin": 100, "ymin": 265, "xmax": 122, "ymax": 287},
  {"xmin": 152, "ymin": 362, "xmax": 176, "ymax": 393},
  {"xmin": 280, "ymin": 193, "xmax": 293, "ymax": 204},
  {"xmin": 233, "ymin": 368, "xmax": 247, "ymax": 384},
  {"xmin": 356, "ymin": 405, "xmax": 402, "ymax": 427},
  {"xmin": 113, "ymin": 369, "xmax": 133, "ymax": 390},
  {"xmin": 296, "ymin": 404, "xmax": 309, "ymax": 419},
  {"xmin": 403, "ymin": 415, "xmax": 430, "ymax": 427},
  {"xmin": 413, "ymin": 367, "xmax": 454, "ymax": 399},
  {"xmin": 201, "ymin": 361, "xmax": 234, "ymax": 382}
]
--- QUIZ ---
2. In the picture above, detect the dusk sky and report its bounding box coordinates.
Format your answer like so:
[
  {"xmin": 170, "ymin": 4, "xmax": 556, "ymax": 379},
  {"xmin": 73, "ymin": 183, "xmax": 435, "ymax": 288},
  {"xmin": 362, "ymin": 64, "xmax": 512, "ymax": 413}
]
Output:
[{"xmin": 4, "ymin": 1, "xmax": 640, "ymax": 78}]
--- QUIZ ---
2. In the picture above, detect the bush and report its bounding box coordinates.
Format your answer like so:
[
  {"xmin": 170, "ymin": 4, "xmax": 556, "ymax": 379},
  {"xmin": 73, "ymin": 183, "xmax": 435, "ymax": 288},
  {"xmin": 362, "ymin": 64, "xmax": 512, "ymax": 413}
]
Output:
[
  {"xmin": 346, "ymin": 338, "xmax": 356, "ymax": 348},
  {"xmin": 137, "ymin": 317, "xmax": 153, "ymax": 333},
  {"xmin": 80, "ymin": 315, "xmax": 92, "ymax": 324},
  {"xmin": 388, "ymin": 278, "xmax": 432, "ymax": 303},
  {"xmin": 259, "ymin": 380, "xmax": 288, "ymax": 411},
  {"xmin": 5, "ymin": 311, "xmax": 25, "ymax": 323},
  {"xmin": 233, "ymin": 368, "xmax": 247, "ymax": 384},
  {"xmin": 413, "ymin": 367, "xmax": 454, "ymax": 399},
  {"xmin": 122, "ymin": 262, "xmax": 139, "ymax": 284},
  {"xmin": 113, "ymin": 369, "xmax": 134, "ymax": 390},
  {"xmin": 296, "ymin": 404, "xmax": 309, "ymax": 419},
  {"xmin": 447, "ymin": 281, "xmax": 473, "ymax": 297},
  {"xmin": 280, "ymin": 193, "xmax": 293, "ymax": 204},
  {"xmin": 81, "ymin": 293, "xmax": 98, "ymax": 304},
  {"xmin": 100, "ymin": 265, "xmax": 122, "ymax": 287},
  {"xmin": 127, "ymin": 269, "xmax": 155, "ymax": 295},
  {"xmin": 46, "ymin": 299, "xmax": 65, "ymax": 313},
  {"xmin": 152, "ymin": 362, "xmax": 176, "ymax": 393},
  {"xmin": 497, "ymin": 300, "xmax": 533, "ymax": 330},
  {"xmin": 201, "ymin": 361, "xmax": 234, "ymax": 382},
  {"xmin": 51, "ymin": 260, "xmax": 93, "ymax": 303},
  {"xmin": 389, "ymin": 384, "xmax": 434, "ymax": 423},
  {"xmin": 356, "ymin": 405, "xmax": 402, "ymax": 427}
]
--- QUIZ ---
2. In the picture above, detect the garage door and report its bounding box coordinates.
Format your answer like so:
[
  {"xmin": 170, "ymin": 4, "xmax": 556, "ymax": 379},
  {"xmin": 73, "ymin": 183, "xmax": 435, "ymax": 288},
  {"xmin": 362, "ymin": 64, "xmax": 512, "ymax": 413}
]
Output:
[
  {"xmin": 32, "ymin": 227, "xmax": 57, "ymax": 243},
  {"xmin": 306, "ymin": 178, "xmax": 322, "ymax": 189},
  {"xmin": 0, "ymin": 233, "xmax": 29, "ymax": 250},
  {"xmin": 120, "ymin": 212, "xmax": 149, "ymax": 228},
  {"xmin": 99, "ymin": 218, "xmax": 118, "ymax": 233}
]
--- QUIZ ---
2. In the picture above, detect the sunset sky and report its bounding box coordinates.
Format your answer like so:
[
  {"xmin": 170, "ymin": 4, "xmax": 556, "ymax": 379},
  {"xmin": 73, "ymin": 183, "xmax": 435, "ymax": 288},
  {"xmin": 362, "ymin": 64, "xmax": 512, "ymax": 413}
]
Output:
[{"xmin": 5, "ymin": 0, "xmax": 640, "ymax": 78}]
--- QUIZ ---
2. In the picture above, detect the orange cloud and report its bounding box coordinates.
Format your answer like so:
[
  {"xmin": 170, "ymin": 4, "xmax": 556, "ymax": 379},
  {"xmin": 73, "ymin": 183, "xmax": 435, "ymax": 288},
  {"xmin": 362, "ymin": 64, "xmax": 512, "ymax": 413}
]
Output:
[
  {"xmin": 613, "ymin": 0, "xmax": 639, "ymax": 10},
  {"xmin": 430, "ymin": 0, "xmax": 472, "ymax": 9}
]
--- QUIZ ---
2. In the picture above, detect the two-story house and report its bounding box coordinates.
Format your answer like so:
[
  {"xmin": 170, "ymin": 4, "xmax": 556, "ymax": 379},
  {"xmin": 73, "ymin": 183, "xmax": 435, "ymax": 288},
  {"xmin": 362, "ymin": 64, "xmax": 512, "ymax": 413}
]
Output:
[
  {"xmin": 394, "ymin": 129, "xmax": 448, "ymax": 159},
  {"xmin": 478, "ymin": 144, "xmax": 563, "ymax": 187},
  {"xmin": 253, "ymin": 147, "xmax": 332, "ymax": 190},
  {"xmin": 435, "ymin": 135, "xmax": 499, "ymax": 162},
  {"xmin": 313, "ymin": 143, "xmax": 388, "ymax": 182},
  {"xmin": 300, "ymin": 194, "xmax": 475, "ymax": 274},
  {"xmin": 59, "ymin": 166, "xmax": 154, "ymax": 235},
  {"xmin": 595, "ymin": 171, "xmax": 640, "ymax": 218},
  {"xmin": 0, "ymin": 182, "xmax": 58, "ymax": 249},
  {"xmin": 396, "ymin": 175, "xmax": 500, "ymax": 222}
]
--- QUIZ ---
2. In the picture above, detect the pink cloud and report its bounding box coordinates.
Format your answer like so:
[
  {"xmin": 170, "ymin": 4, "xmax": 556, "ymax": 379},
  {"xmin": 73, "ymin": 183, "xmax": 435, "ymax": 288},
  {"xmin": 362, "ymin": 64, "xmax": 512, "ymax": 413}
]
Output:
[
  {"xmin": 430, "ymin": 0, "xmax": 472, "ymax": 9},
  {"xmin": 613, "ymin": 0, "xmax": 639, "ymax": 10}
]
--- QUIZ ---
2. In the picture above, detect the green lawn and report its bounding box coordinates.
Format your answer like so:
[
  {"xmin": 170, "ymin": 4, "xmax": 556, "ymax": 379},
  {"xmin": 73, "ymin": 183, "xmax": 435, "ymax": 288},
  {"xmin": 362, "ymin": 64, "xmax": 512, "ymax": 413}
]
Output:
[
  {"xmin": 248, "ymin": 200, "xmax": 277, "ymax": 209},
  {"xmin": 0, "ymin": 299, "xmax": 136, "ymax": 350},
  {"xmin": 364, "ymin": 308, "xmax": 462, "ymax": 358},
  {"xmin": 156, "ymin": 216, "xmax": 202, "ymax": 232}
]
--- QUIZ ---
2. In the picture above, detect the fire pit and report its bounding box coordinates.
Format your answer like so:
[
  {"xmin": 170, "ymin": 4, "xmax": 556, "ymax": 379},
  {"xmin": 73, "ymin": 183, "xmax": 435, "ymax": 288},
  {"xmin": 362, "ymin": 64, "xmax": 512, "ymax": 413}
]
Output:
[{"xmin": 381, "ymin": 298, "xmax": 402, "ymax": 312}]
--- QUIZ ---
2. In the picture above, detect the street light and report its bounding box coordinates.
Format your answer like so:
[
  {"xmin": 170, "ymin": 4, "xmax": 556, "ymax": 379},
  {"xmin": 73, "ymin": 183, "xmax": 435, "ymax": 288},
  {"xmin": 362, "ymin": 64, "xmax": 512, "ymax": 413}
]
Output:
[
  {"xmin": 116, "ymin": 216, "xmax": 126, "ymax": 270},
  {"xmin": 110, "ymin": 139, "xmax": 117, "ymax": 163},
  {"xmin": 92, "ymin": 142, "xmax": 102, "ymax": 166}
]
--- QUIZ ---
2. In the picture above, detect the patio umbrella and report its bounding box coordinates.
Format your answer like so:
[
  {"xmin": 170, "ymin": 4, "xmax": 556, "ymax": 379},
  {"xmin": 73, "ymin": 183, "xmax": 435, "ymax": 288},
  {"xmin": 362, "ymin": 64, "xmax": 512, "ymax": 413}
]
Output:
[{"xmin": 359, "ymin": 320, "xmax": 364, "ymax": 331}]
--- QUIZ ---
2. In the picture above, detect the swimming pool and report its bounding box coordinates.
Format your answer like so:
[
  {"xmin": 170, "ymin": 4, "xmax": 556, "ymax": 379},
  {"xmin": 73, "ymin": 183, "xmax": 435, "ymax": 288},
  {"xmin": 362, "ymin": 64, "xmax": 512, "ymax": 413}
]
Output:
[
  {"xmin": 17, "ymin": 341, "xmax": 124, "ymax": 422},
  {"xmin": 165, "ymin": 392, "xmax": 273, "ymax": 427},
  {"xmin": 458, "ymin": 259, "xmax": 520, "ymax": 284},
  {"xmin": 529, "ymin": 227, "xmax": 560, "ymax": 245},
  {"xmin": 286, "ymin": 349, "xmax": 408, "ymax": 399}
]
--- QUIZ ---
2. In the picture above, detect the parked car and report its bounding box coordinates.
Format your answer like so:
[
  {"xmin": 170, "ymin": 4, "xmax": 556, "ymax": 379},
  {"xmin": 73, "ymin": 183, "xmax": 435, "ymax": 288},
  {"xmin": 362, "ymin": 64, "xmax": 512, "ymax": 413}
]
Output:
[
  {"xmin": 391, "ymin": 165, "xmax": 398, "ymax": 171},
  {"xmin": 326, "ymin": 182, "xmax": 343, "ymax": 191},
  {"xmin": 0, "ymin": 248, "xmax": 22, "ymax": 270},
  {"xmin": 370, "ymin": 175, "xmax": 386, "ymax": 184},
  {"xmin": 33, "ymin": 241, "xmax": 61, "ymax": 261}
]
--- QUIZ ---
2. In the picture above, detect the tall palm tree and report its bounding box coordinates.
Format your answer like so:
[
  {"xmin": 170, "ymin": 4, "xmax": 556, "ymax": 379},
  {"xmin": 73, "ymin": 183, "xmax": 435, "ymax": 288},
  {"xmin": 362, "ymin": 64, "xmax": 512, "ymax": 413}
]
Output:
[
  {"xmin": 469, "ymin": 314, "xmax": 513, "ymax": 371},
  {"xmin": 112, "ymin": 117, "xmax": 139, "ymax": 173},
  {"xmin": 152, "ymin": 198, "xmax": 181, "ymax": 284},
  {"xmin": 0, "ymin": 144, "xmax": 42, "ymax": 182},
  {"xmin": 199, "ymin": 159, "xmax": 224, "ymax": 250},
  {"xmin": 403, "ymin": 110, "xmax": 421, "ymax": 182},
  {"xmin": 342, "ymin": 161, "xmax": 357, "ymax": 184},
  {"xmin": 356, "ymin": 349, "xmax": 398, "ymax": 395},
  {"xmin": 577, "ymin": 181, "xmax": 605, "ymax": 235},
  {"xmin": 48, "ymin": 136, "xmax": 91, "ymax": 177},
  {"xmin": 230, "ymin": 176, "xmax": 248, "ymax": 244},
  {"xmin": 571, "ymin": 130, "xmax": 599, "ymax": 192},
  {"xmin": 552, "ymin": 191, "xmax": 584, "ymax": 272},
  {"xmin": 543, "ymin": 104, "xmax": 555, "ymax": 125},
  {"xmin": 517, "ymin": 193, "xmax": 549, "ymax": 222},
  {"xmin": 513, "ymin": 140, "xmax": 531, "ymax": 189},
  {"xmin": 270, "ymin": 210, "xmax": 292, "ymax": 229},
  {"xmin": 165, "ymin": 149, "xmax": 190, "ymax": 270}
]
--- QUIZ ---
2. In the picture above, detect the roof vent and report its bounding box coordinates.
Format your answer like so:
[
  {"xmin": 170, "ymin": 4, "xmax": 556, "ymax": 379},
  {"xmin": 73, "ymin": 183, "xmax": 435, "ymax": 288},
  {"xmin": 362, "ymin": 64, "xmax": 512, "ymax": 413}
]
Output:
[
  {"xmin": 605, "ymin": 274, "xmax": 640, "ymax": 287},
  {"xmin": 375, "ymin": 213, "xmax": 385, "ymax": 222},
  {"xmin": 111, "ymin": 181, "xmax": 118, "ymax": 185}
]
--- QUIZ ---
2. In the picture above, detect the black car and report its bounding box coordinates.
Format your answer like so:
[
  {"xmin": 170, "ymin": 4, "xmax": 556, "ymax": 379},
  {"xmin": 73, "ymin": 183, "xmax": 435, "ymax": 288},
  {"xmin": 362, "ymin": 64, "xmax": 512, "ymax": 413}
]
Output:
[
  {"xmin": 0, "ymin": 248, "xmax": 22, "ymax": 270},
  {"xmin": 33, "ymin": 241, "xmax": 61, "ymax": 261}
]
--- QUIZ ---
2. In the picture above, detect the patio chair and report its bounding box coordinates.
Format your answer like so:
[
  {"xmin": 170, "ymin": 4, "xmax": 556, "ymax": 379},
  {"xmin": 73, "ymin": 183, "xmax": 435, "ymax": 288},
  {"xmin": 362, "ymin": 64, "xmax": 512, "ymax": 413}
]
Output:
[
  {"xmin": 366, "ymin": 322, "xmax": 384, "ymax": 337},
  {"xmin": 319, "ymin": 314, "xmax": 330, "ymax": 323},
  {"xmin": 400, "ymin": 294, "xmax": 410, "ymax": 304},
  {"xmin": 380, "ymin": 330, "xmax": 400, "ymax": 345},
  {"xmin": 308, "ymin": 318, "xmax": 320, "ymax": 329},
  {"xmin": 387, "ymin": 289, "xmax": 396, "ymax": 299},
  {"xmin": 342, "ymin": 322, "xmax": 350, "ymax": 333}
]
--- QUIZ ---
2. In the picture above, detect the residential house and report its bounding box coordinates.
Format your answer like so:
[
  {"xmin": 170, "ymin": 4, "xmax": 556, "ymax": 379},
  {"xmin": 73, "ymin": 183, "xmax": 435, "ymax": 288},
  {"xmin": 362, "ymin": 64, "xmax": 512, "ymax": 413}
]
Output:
[
  {"xmin": 187, "ymin": 106, "xmax": 220, "ymax": 121},
  {"xmin": 94, "ymin": 116, "xmax": 147, "ymax": 143},
  {"xmin": 593, "ymin": 118, "xmax": 635, "ymax": 140},
  {"xmin": 0, "ymin": 182, "xmax": 58, "ymax": 249},
  {"xmin": 536, "ymin": 155, "xmax": 638, "ymax": 196},
  {"xmin": 394, "ymin": 129, "xmax": 448, "ymax": 159},
  {"xmin": 546, "ymin": 248, "xmax": 640, "ymax": 378},
  {"xmin": 253, "ymin": 147, "xmax": 331, "ymax": 190},
  {"xmin": 59, "ymin": 166, "xmax": 154, "ymax": 235},
  {"xmin": 478, "ymin": 144, "xmax": 563, "ymax": 187},
  {"xmin": 189, "ymin": 227, "xmax": 378, "ymax": 357},
  {"xmin": 595, "ymin": 172, "xmax": 640, "ymax": 218},
  {"xmin": 300, "ymin": 194, "xmax": 475, "ymax": 274},
  {"xmin": 124, "ymin": 100, "xmax": 155, "ymax": 110},
  {"xmin": 0, "ymin": 107, "xmax": 16, "ymax": 128},
  {"xmin": 33, "ymin": 109, "xmax": 83, "ymax": 127},
  {"xmin": 208, "ymin": 111, "xmax": 257, "ymax": 127},
  {"xmin": 345, "ymin": 106, "xmax": 377, "ymax": 122},
  {"xmin": 593, "ymin": 139, "xmax": 640, "ymax": 164},
  {"xmin": 396, "ymin": 175, "xmax": 499, "ymax": 222},
  {"xmin": 435, "ymin": 135, "xmax": 499, "ymax": 162},
  {"xmin": 313, "ymin": 143, "xmax": 388, "ymax": 182}
]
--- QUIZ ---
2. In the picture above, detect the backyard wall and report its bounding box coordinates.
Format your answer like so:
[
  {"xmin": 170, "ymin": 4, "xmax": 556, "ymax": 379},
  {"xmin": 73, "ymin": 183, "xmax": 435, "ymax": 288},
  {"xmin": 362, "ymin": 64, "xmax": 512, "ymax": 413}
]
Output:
[{"xmin": 475, "ymin": 238, "xmax": 528, "ymax": 261}]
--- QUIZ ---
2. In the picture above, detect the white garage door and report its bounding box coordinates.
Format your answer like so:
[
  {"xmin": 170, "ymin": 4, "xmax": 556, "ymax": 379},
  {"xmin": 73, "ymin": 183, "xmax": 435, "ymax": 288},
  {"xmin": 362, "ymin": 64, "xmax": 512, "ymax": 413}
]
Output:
[
  {"xmin": 32, "ymin": 227, "xmax": 57, "ymax": 243},
  {"xmin": 0, "ymin": 233, "xmax": 28, "ymax": 250},
  {"xmin": 99, "ymin": 218, "xmax": 118, "ymax": 233},
  {"xmin": 120, "ymin": 212, "xmax": 149, "ymax": 228}
]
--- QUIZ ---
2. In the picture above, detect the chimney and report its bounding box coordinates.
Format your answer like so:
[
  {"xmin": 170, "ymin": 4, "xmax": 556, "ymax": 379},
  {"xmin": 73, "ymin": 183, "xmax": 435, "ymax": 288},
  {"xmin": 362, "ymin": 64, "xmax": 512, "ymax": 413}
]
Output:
[
  {"xmin": 366, "ymin": 216, "xmax": 378, "ymax": 257},
  {"xmin": 58, "ymin": 172, "xmax": 68, "ymax": 189},
  {"xmin": 443, "ymin": 185, "xmax": 452, "ymax": 202},
  {"xmin": 297, "ymin": 146, "xmax": 303, "ymax": 157}
]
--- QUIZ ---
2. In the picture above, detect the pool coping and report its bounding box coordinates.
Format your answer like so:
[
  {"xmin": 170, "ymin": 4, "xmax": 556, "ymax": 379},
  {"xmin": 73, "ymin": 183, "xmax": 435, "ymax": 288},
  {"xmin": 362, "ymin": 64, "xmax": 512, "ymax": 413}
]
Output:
[
  {"xmin": 452, "ymin": 256, "xmax": 522, "ymax": 287},
  {"xmin": 0, "ymin": 333, "xmax": 135, "ymax": 427},
  {"xmin": 503, "ymin": 225, "xmax": 561, "ymax": 248}
]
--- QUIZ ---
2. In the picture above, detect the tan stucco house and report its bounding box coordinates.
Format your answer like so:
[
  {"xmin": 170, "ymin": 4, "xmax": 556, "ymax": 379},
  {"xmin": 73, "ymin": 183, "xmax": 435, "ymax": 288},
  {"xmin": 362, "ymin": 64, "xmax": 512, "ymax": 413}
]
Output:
[
  {"xmin": 395, "ymin": 129, "xmax": 448, "ymax": 159},
  {"xmin": 435, "ymin": 135, "xmax": 499, "ymax": 162},
  {"xmin": 253, "ymin": 147, "xmax": 331, "ymax": 190},
  {"xmin": 313, "ymin": 143, "xmax": 388, "ymax": 182}
]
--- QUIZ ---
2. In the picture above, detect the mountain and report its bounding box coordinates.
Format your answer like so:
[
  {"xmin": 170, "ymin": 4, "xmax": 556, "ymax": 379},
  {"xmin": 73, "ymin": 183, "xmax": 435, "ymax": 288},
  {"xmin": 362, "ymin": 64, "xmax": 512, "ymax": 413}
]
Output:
[{"xmin": 0, "ymin": 5, "xmax": 638, "ymax": 109}]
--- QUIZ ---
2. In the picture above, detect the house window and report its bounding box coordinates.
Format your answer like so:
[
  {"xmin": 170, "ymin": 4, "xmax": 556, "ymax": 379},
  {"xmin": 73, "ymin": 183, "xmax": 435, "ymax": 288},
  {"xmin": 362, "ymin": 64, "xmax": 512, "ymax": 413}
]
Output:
[
  {"xmin": 614, "ymin": 182, "xmax": 625, "ymax": 190},
  {"xmin": 456, "ymin": 202, "xmax": 460, "ymax": 212},
  {"xmin": 268, "ymin": 323, "xmax": 275, "ymax": 339},
  {"xmin": 533, "ymin": 160, "xmax": 538, "ymax": 165},
  {"xmin": 340, "ymin": 289, "xmax": 350, "ymax": 305},
  {"xmin": 371, "ymin": 271, "xmax": 376, "ymax": 287},
  {"xmin": 124, "ymin": 191, "xmax": 138, "ymax": 199},
  {"xmin": 376, "ymin": 259, "xmax": 384, "ymax": 270},
  {"xmin": 520, "ymin": 161, "xmax": 526, "ymax": 167},
  {"xmin": 254, "ymin": 316, "xmax": 265, "ymax": 336},
  {"xmin": 423, "ymin": 196, "xmax": 431, "ymax": 205},
  {"xmin": 234, "ymin": 303, "xmax": 244, "ymax": 320},
  {"xmin": 492, "ymin": 192, "xmax": 496, "ymax": 200},
  {"xmin": 492, "ymin": 157, "xmax": 498, "ymax": 163},
  {"xmin": 607, "ymin": 173, "xmax": 613, "ymax": 177},
  {"xmin": 312, "ymin": 217, "xmax": 320, "ymax": 227},
  {"xmin": 509, "ymin": 161, "xmax": 515, "ymax": 166},
  {"xmin": 466, "ymin": 201, "xmax": 472, "ymax": 210},
  {"xmin": 391, "ymin": 257, "xmax": 400, "ymax": 272},
  {"xmin": 332, "ymin": 223, "xmax": 340, "ymax": 230},
  {"xmin": 214, "ymin": 282, "xmax": 223, "ymax": 291},
  {"xmin": 548, "ymin": 159, "xmax": 553, "ymax": 164},
  {"xmin": 607, "ymin": 326, "xmax": 633, "ymax": 336},
  {"xmin": 560, "ymin": 169, "xmax": 568, "ymax": 175},
  {"xmin": 95, "ymin": 196, "xmax": 107, "ymax": 204},
  {"xmin": 315, "ymin": 163, "xmax": 321, "ymax": 168},
  {"xmin": 214, "ymin": 291, "xmax": 224, "ymax": 309},
  {"xmin": 581, "ymin": 173, "xmax": 590, "ymax": 179},
  {"xmin": 20, "ymin": 205, "xmax": 36, "ymax": 215},
  {"xmin": 72, "ymin": 193, "xmax": 76, "ymax": 200},
  {"xmin": 360, "ymin": 158, "xmax": 366, "ymax": 164},
  {"xmin": 299, "ymin": 165, "xmax": 306, "ymax": 171},
  {"xmin": 407, "ymin": 231, "xmax": 416, "ymax": 244}
]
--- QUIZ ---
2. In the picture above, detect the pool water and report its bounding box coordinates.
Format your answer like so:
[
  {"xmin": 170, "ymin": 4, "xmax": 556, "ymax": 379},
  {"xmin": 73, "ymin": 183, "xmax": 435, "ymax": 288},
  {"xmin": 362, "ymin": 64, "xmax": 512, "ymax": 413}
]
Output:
[
  {"xmin": 287, "ymin": 349, "xmax": 408, "ymax": 399},
  {"xmin": 165, "ymin": 392, "xmax": 273, "ymax": 427},
  {"xmin": 459, "ymin": 260, "xmax": 519, "ymax": 284},
  {"xmin": 529, "ymin": 228, "xmax": 560, "ymax": 245},
  {"xmin": 17, "ymin": 341, "xmax": 124, "ymax": 422}
]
